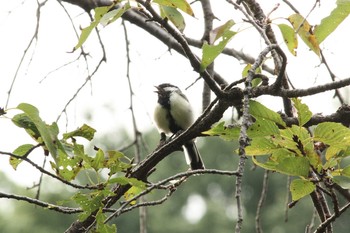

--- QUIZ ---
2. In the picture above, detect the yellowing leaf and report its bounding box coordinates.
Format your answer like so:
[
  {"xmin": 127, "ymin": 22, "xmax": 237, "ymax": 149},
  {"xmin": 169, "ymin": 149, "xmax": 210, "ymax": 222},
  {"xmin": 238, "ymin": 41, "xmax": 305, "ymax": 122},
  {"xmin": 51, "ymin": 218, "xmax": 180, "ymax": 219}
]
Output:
[
  {"xmin": 314, "ymin": 122, "xmax": 350, "ymax": 147},
  {"xmin": 100, "ymin": 2, "xmax": 131, "ymax": 26},
  {"xmin": 153, "ymin": 0, "xmax": 194, "ymax": 16},
  {"xmin": 292, "ymin": 98, "xmax": 312, "ymax": 126},
  {"xmin": 245, "ymin": 137, "xmax": 278, "ymax": 155},
  {"xmin": 202, "ymin": 122, "xmax": 240, "ymax": 141},
  {"xmin": 63, "ymin": 124, "xmax": 96, "ymax": 141},
  {"xmin": 288, "ymin": 13, "xmax": 320, "ymax": 56},
  {"xmin": 124, "ymin": 186, "xmax": 144, "ymax": 205},
  {"xmin": 290, "ymin": 179, "xmax": 315, "ymax": 201},
  {"xmin": 10, "ymin": 144, "xmax": 34, "ymax": 170},
  {"xmin": 314, "ymin": 0, "xmax": 350, "ymax": 43},
  {"xmin": 277, "ymin": 23, "xmax": 298, "ymax": 56},
  {"xmin": 209, "ymin": 20, "xmax": 235, "ymax": 44},
  {"xmin": 160, "ymin": 5, "xmax": 186, "ymax": 32}
]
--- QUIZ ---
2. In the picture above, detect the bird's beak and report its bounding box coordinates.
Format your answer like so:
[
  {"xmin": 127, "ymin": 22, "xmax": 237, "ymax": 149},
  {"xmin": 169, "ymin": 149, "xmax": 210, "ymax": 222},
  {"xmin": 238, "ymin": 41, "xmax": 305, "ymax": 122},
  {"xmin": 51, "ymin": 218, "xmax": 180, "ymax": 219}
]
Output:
[{"xmin": 154, "ymin": 85, "xmax": 162, "ymax": 93}]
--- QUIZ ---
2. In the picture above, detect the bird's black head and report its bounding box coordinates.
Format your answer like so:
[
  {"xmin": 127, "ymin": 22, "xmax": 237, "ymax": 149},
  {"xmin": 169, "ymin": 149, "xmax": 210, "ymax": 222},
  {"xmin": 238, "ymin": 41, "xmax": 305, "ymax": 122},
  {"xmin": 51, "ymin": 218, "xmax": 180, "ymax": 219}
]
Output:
[{"xmin": 155, "ymin": 83, "xmax": 181, "ymax": 107}]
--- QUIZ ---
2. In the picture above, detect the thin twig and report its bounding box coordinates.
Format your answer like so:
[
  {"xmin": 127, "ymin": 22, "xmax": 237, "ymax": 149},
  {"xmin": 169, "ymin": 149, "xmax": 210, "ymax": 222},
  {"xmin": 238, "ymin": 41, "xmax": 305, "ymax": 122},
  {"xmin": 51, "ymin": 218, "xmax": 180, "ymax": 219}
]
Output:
[
  {"xmin": 282, "ymin": 0, "xmax": 300, "ymax": 14},
  {"xmin": 255, "ymin": 170, "xmax": 269, "ymax": 233},
  {"xmin": 305, "ymin": 209, "xmax": 317, "ymax": 233},
  {"xmin": 122, "ymin": 19, "xmax": 147, "ymax": 233},
  {"xmin": 136, "ymin": 0, "xmax": 224, "ymax": 98},
  {"xmin": 56, "ymin": 58, "xmax": 104, "ymax": 122},
  {"xmin": 313, "ymin": 202, "xmax": 350, "ymax": 233},
  {"xmin": 0, "ymin": 191, "xmax": 81, "ymax": 214},
  {"xmin": 104, "ymin": 169, "xmax": 240, "ymax": 224},
  {"xmin": 0, "ymin": 147, "xmax": 99, "ymax": 190},
  {"xmin": 5, "ymin": 0, "xmax": 47, "ymax": 108},
  {"xmin": 34, "ymin": 156, "xmax": 47, "ymax": 200},
  {"xmin": 320, "ymin": 51, "xmax": 345, "ymax": 104},
  {"xmin": 56, "ymin": 4, "xmax": 107, "ymax": 122}
]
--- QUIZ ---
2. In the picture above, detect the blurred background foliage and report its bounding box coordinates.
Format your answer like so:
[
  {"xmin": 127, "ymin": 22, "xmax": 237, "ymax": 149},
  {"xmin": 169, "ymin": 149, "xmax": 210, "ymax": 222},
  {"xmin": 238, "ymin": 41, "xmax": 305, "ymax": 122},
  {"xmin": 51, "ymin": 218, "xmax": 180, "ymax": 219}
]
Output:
[{"xmin": 1, "ymin": 127, "xmax": 349, "ymax": 233}]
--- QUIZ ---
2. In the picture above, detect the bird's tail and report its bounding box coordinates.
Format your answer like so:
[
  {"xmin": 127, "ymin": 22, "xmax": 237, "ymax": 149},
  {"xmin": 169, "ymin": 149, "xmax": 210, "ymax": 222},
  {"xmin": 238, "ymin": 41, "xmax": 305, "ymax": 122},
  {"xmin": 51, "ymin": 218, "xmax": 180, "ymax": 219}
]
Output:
[{"xmin": 183, "ymin": 141, "xmax": 205, "ymax": 170}]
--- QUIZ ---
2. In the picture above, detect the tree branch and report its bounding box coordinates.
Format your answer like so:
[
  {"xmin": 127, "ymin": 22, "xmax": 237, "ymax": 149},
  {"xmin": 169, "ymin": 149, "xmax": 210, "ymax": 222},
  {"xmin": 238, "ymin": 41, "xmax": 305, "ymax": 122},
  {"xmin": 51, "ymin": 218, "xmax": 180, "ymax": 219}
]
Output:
[
  {"xmin": 313, "ymin": 202, "xmax": 350, "ymax": 233},
  {"xmin": 0, "ymin": 148, "xmax": 99, "ymax": 190},
  {"xmin": 0, "ymin": 191, "xmax": 81, "ymax": 214}
]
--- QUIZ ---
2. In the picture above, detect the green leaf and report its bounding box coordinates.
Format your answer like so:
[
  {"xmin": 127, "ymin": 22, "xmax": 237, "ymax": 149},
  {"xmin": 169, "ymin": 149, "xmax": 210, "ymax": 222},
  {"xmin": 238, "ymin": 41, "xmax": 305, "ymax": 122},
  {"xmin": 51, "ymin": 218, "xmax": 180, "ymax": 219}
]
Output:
[
  {"xmin": 249, "ymin": 100, "xmax": 286, "ymax": 127},
  {"xmin": 16, "ymin": 103, "xmax": 58, "ymax": 160},
  {"xmin": 74, "ymin": 6, "xmax": 109, "ymax": 50},
  {"xmin": 245, "ymin": 137, "xmax": 278, "ymax": 155},
  {"xmin": 100, "ymin": 2, "xmax": 131, "ymax": 26},
  {"xmin": 128, "ymin": 177, "xmax": 146, "ymax": 189},
  {"xmin": 314, "ymin": 0, "xmax": 350, "ymax": 44},
  {"xmin": 200, "ymin": 20, "xmax": 236, "ymax": 71},
  {"xmin": 91, "ymin": 149, "xmax": 105, "ymax": 171},
  {"xmin": 275, "ymin": 157, "xmax": 310, "ymax": 177},
  {"xmin": 105, "ymin": 150, "xmax": 131, "ymax": 175},
  {"xmin": 290, "ymin": 179, "xmax": 315, "ymax": 201},
  {"xmin": 160, "ymin": 5, "xmax": 186, "ymax": 32},
  {"xmin": 10, "ymin": 144, "xmax": 34, "ymax": 170},
  {"xmin": 288, "ymin": 13, "xmax": 320, "ymax": 56},
  {"xmin": 247, "ymin": 117, "xmax": 280, "ymax": 138},
  {"xmin": 314, "ymin": 122, "xmax": 350, "ymax": 147},
  {"xmin": 252, "ymin": 150, "xmax": 292, "ymax": 171},
  {"xmin": 109, "ymin": 176, "xmax": 133, "ymax": 185},
  {"xmin": 202, "ymin": 122, "xmax": 240, "ymax": 141},
  {"xmin": 209, "ymin": 20, "xmax": 235, "ymax": 44},
  {"xmin": 253, "ymin": 154, "xmax": 310, "ymax": 178},
  {"xmin": 153, "ymin": 0, "xmax": 194, "ymax": 16},
  {"xmin": 277, "ymin": 23, "xmax": 298, "ymax": 56},
  {"xmin": 332, "ymin": 176, "xmax": 350, "ymax": 189},
  {"xmin": 72, "ymin": 190, "xmax": 112, "ymax": 221},
  {"xmin": 74, "ymin": 3, "xmax": 129, "ymax": 50},
  {"xmin": 252, "ymin": 156, "xmax": 279, "ymax": 171},
  {"xmin": 272, "ymin": 125, "xmax": 311, "ymax": 156},
  {"xmin": 12, "ymin": 113, "xmax": 41, "ymax": 139},
  {"xmin": 63, "ymin": 124, "xmax": 96, "ymax": 141},
  {"xmin": 95, "ymin": 208, "xmax": 116, "ymax": 233},
  {"xmin": 52, "ymin": 151, "xmax": 82, "ymax": 181},
  {"xmin": 292, "ymin": 98, "xmax": 312, "ymax": 126},
  {"xmin": 342, "ymin": 165, "xmax": 350, "ymax": 177},
  {"xmin": 242, "ymin": 64, "xmax": 262, "ymax": 87}
]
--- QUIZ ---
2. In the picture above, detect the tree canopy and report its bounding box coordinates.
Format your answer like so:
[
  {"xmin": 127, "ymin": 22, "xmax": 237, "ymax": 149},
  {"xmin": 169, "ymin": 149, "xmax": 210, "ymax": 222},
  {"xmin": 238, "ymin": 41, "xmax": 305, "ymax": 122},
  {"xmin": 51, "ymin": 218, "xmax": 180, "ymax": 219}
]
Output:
[{"xmin": 1, "ymin": 0, "xmax": 350, "ymax": 233}]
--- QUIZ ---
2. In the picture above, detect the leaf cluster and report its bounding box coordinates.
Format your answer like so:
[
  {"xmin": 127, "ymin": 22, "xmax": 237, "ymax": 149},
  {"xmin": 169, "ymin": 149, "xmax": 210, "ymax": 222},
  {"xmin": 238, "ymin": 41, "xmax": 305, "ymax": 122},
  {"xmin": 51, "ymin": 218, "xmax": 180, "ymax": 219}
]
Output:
[
  {"xmin": 205, "ymin": 99, "xmax": 350, "ymax": 201},
  {"xmin": 6, "ymin": 103, "xmax": 146, "ymax": 232}
]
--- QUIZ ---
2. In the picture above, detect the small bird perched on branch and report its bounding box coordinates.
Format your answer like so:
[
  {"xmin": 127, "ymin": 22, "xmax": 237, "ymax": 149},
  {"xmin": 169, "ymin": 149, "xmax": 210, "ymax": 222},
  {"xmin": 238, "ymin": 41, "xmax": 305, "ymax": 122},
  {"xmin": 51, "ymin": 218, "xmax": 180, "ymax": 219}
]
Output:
[{"xmin": 154, "ymin": 83, "xmax": 205, "ymax": 170}]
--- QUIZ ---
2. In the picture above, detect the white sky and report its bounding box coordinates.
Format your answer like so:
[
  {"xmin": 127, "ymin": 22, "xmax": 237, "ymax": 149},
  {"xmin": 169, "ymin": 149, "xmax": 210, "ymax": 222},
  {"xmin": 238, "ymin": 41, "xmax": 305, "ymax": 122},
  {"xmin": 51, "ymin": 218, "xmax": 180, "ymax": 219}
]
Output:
[{"xmin": 0, "ymin": 0, "xmax": 349, "ymax": 187}]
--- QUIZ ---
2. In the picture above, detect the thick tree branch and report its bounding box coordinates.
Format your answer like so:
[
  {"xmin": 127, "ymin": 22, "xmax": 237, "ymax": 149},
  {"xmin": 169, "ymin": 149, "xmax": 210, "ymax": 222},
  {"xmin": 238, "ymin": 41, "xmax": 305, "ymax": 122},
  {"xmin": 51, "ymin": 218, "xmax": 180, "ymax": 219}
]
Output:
[{"xmin": 64, "ymin": 97, "xmax": 234, "ymax": 232}]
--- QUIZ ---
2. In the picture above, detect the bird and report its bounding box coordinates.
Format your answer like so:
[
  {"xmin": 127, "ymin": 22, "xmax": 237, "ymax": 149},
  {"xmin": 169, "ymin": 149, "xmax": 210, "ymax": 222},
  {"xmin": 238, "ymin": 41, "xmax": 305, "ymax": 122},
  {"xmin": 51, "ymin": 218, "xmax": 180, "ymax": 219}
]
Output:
[{"xmin": 153, "ymin": 83, "xmax": 205, "ymax": 170}]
